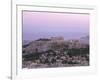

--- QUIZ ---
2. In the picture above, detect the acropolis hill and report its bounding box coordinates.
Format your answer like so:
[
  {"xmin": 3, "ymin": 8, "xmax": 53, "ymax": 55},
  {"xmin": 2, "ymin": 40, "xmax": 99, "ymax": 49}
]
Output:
[
  {"xmin": 23, "ymin": 36, "xmax": 89, "ymax": 54},
  {"xmin": 22, "ymin": 36, "xmax": 89, "ymax": 68}
]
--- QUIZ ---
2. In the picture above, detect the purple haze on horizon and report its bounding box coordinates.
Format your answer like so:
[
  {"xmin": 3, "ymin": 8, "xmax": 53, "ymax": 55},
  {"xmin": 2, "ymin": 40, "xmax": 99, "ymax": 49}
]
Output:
[{"xmin": 22, "ymin": 11, "xmax": 89, "ymax": 41}]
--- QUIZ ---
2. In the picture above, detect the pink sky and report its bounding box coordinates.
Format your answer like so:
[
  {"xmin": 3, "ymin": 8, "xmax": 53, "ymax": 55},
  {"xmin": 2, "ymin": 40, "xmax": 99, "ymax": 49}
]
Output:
[{"xmin": 23, "ymin": 11, "xmax": 89, "ymax": 40}]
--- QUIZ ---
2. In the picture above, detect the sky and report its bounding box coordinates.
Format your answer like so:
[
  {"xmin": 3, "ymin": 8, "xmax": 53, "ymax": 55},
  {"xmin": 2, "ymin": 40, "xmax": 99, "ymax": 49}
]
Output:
[{"xmin": 22, "ymin": 11, "xmax": 89, "ymax": 41}]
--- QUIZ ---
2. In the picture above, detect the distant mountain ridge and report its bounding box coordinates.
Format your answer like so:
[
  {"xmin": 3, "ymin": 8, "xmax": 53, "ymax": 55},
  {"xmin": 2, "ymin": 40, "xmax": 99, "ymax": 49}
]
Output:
[
  {"xmin": 80, "ymin": 36, "xmax": 89, "ymax": 44},
  {"xmin": 23, "ymin": 40, "xmax": 31, "ymax": 45}
]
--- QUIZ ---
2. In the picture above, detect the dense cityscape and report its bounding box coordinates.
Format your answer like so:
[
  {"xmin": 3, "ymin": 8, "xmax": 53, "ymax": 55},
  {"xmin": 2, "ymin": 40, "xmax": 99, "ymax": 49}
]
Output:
[{"xmin": 22, "ymin": 36, "xmax": 89, "ymax": 69}]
